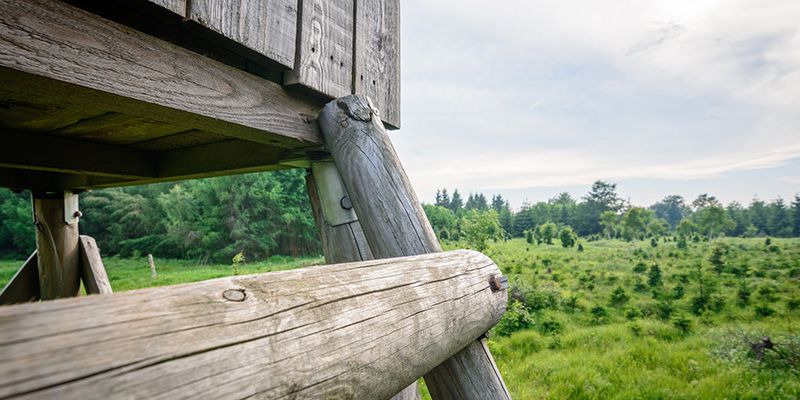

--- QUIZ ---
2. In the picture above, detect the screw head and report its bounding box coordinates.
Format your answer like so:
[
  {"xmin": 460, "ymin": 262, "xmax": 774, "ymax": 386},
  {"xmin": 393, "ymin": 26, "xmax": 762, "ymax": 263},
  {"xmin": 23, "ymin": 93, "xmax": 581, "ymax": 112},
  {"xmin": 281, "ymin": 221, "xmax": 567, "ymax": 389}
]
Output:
[
  {"xmin": 340, "ymin": 196, "xmax": 353, "ymax": 210},
  {"xmin": 489, "ymin": 275, "xmax": 508, "ymax": 292},
  {"xmin": 73, "ymin": 210, "xmax": 83, "ymax": 218}
]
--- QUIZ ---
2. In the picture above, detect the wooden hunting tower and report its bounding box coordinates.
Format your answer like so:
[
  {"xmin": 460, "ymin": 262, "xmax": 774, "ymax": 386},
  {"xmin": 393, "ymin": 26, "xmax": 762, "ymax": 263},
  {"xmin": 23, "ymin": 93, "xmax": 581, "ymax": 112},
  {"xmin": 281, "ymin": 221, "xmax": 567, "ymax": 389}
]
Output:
[{"xmin": 0, "ymin": 0, "xmax": 510, "ymax": 399}]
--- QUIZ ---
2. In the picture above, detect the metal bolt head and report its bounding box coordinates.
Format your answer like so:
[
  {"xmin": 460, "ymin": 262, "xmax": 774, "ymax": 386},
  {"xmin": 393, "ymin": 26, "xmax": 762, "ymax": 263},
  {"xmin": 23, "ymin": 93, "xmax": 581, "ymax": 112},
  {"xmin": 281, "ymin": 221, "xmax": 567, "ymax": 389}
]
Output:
[
  {"xmin": 73, "ymin": 210, "xmax": 83, "ymax": 218},
  {"xmin": 489, "ymin": 275, "xmax": 508, "ymax": 292},
  {"xmin": 340, "ymin": 196, "xmax": 353, "ymax": 210}
]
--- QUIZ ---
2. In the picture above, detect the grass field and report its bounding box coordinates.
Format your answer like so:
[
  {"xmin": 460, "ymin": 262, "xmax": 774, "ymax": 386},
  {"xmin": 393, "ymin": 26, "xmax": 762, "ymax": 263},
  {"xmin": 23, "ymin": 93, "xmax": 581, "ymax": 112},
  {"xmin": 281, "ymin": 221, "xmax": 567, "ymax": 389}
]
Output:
[
  {"xmin": 2, "ymin": 238, "xmax": 798, "ymax": 399},
  {"xmin": 461, "ymin": 237, "xmax": 800, "ymax": 399}
]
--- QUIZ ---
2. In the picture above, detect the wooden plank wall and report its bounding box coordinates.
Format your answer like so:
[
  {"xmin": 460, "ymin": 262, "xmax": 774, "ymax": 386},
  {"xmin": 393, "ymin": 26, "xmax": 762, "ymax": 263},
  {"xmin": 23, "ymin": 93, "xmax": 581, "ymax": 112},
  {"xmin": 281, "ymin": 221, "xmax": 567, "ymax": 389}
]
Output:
[
  {"xmin": 143, "ymin": 0, "xmax": 401, "ymax": 128},
  {"xmin": 189, "ymin": 0, "xmax": 298, "ymax": 69}
]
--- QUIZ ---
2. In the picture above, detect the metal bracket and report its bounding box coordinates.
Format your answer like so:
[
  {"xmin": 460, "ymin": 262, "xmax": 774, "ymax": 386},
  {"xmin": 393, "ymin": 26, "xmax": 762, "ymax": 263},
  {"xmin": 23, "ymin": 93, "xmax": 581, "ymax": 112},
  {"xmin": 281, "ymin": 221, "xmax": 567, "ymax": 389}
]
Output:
[{"xmin": 310, "ymin": 161, "xmax": 358, "ymax": 226}]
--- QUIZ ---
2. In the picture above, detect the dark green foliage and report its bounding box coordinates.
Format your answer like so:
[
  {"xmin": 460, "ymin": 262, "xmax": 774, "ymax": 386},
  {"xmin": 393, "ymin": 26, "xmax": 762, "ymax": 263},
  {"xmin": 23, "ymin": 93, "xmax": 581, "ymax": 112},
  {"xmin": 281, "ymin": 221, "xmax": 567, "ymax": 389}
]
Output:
[
  {"xmin": 624, "ymin": 306, "xmax": 643, "ymax": 320},
  {"xmin": 610, "ymin": 286, "xmax": 629, "ymax": 306},
  {"xmin": 577, "ymin": 243, "xmax": 584, "ymax": 252},
  {"xmin": 633, "ymin": 262, "xmax": 648, "ymax": 273},
  {"xmin": 648, "ymin": 264, "xmax": 662, "ymax": 287},
  {"xmin": 650, "ymin": 237, "xmax": 658, "ymax": 248},
  {"xmin": 677, "ymin": 236, "xmax": 688, "ymax": 249},
  {"xmin": 494, "ymin": 301, "xmax": 534, "ymax": 336},
  {"xmin": 656, "ymin": 300, "xmax": 674, "ymax": 320},
  {"xmin": 672, "ymin": 284, "xmax": 685, "ymax": 300},
  {"xmin": 708, "ymin": 242, "xmax": 730, "ymax": 274},
  {"xmin": 559, "ymin": 226, "xmax": 577, "ymax": 248},
  {"xmin": 590, "ymin": 305, "xmax": 608, "ymax": 323},
  {"xmin": 672, "ymin": 313, "xmax": 692, "ymax": 334},
  {"xmin": 737, "ymin": 282, "xmax": 752, "ymax": 306},
  {"xmin": 538, "ymin": 314, "xmax": 564, "ymax": 335},
  {"xmin": 754, "ymin": 303, "xmax": 776, "ymax": 317}
]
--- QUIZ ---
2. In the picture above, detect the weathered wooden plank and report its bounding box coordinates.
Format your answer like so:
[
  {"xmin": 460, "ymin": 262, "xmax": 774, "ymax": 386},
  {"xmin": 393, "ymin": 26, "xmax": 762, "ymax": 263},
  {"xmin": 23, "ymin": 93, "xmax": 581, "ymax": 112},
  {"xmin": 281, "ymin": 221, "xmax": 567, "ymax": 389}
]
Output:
[
  {"xmin": 189, "ymin": 0, "xmax": 298, "ymax": 69},
  {"xmin": 78, "ymin": 236, "xmax": 112, "ymax": 296},
  {"xmin": 0, "ymin": 0, "xmax": 322, "ymax": 147},
  {"xmin": 127, "ymin": 130, "xmax": 230, "ymax": 151},
  {"xmin": 146, "ymin": 0, "xmax": 187, "ymax": 16},
  {"xmin": 33, "ymin": 193, "xmax": 81, "ymax": 300},
  {"xmin": 320, "ymin": 95, "xmax": 509, "ymax": 399},
  {"xmin": 354, "ymin": 0, "xmax": 401, "ymax": 129},
  {"xmin": 157, "ymin": 139, "xmax": 286, "ymax": 180},
  {"xmin": 0, "ymin": 252, "xmax": 39, "ymax": 304},
  {"xmin": 0, "ymin": 250, "xmax": 506, "ymax": 400},
  {"xmin": 0, "ymin": 131, "xmax": 157, "ymax": 179},
  {"xmin": 0, "ymin": 168, "xmax": 130, "ymax": 192},
  {"xmin": 285, "ymin": 0, "xmax": 354, "ymax": 98},
  {"xmin": 47, "ymin": 112, "xmax": 188, "ymax": 146}
]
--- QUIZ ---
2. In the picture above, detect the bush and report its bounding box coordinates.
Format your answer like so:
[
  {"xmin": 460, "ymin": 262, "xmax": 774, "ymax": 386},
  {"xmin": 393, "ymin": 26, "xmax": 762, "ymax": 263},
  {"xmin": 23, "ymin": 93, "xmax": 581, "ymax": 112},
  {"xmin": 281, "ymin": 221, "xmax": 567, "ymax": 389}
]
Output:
[
  {"xmin": 494, "ymin": 301, "xmax": 533, "ymax": 336},
  {"xmin": 624, "ymin": 306, "xmax": 643, "ymax": 320},
  {"xmin": 610, "ymin": 286, "xmax": 629, "ymax": 306},
  {"xmin": 590, "ymin": 305, "xmax": 608, "ymax": 323},
  {"xmin": 754, "ymin": 303, "xmax": 776, "ymax": 318},
  {"xmin": 656, "ymin": 300, "xmax": 674, "ymax": 320},
  {"xmin": 538, "ymin": 314, "xmax": 564, "ymax": 335},
  {"xmin": 672, "ymin": 314, "xmax": 692, "ymax": 334}
]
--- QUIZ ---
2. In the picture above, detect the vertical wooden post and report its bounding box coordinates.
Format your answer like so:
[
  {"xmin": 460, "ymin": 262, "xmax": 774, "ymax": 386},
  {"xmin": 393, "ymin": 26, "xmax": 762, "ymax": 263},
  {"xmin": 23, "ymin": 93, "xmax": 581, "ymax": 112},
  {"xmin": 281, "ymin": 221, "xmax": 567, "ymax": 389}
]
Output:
[
  {"xmin": 307, "ymin": 159, "xmax": 419, "ymax": 400},
  {"xmin": 32, "ymin": 191, "xmax": 81, "ymax": 300},
  {"xmin": 148, "ymin": 254, "xmax": 157, "ymax": 279},
  {"xmin": 318, "ymin": 95, "xmax": 510, "ymax": 399}
]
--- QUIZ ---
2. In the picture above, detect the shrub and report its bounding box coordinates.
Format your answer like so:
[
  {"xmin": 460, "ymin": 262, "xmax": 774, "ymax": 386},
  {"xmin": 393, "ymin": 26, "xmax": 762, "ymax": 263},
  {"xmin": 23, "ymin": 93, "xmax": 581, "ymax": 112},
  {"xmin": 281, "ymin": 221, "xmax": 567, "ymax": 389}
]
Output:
[
  {"xmin": 656, "ymin": 300, "xmax": 674, "ymax": 320},
  {"xmin": 648, "ymin": 264, "xmax": 662, "ymax": 287},
  {"xmin": 610, "ymin": 286, "xmax": 629, "ymax": 306},
  {"xmin": 624, "ymin": 306, "xmax": 643, "ymax": 320},
  {"xmin": 671, "ymin": 284, "xmax": 685, "ymax": 300},
  {"xmin": 754, "ymin": 303, "xmax": 776, "ymax": 318},
  {"xmin": 672, "ymin": 314, "xmax": 692, "ymax": 334},
  {"xmin": 633, "ymin": 262, "xmax": 648, "ymax": 273},
  {"xmin": 494, "ymin": 301, "xmax": 533, "ymax": 336},
  {"xmin": 538, "ymin": 314, "xmax": 564, "ymax": 335},
  {"xmin": 737, "ymin": 283, "xmax": 752, "ymax": 306},
  {"xmin": 590, "ymin": 305, "xmax": 608, "ymax": 324}
]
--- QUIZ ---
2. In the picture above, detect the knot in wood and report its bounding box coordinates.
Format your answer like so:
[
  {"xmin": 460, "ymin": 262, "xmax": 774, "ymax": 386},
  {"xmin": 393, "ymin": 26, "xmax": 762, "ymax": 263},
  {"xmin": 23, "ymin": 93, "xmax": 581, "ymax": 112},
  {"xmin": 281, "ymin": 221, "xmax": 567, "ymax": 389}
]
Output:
[
  {"xmin": 222, "ymin": 289, "xmax": 246, "ymax": 302},
  {"xmin": 489, "ymin": 275, "xmax": 508, "ymax": 292}
]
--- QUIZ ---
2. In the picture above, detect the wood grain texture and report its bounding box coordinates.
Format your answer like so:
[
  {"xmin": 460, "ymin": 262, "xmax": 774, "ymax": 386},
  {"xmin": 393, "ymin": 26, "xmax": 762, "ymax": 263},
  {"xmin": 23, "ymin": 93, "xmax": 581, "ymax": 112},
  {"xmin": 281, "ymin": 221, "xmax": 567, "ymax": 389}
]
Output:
[
  {"xmin": 285, "ymin": 0, "xmax": 354, "ymax": 98},
  {"xmin": 320, "ymin": 95, "xmax": 439, "ymax": 259},
  {"xmin": 33, "ymin": 194, "xmax": 81, "ymax": 300},
  {"xmin": 0, "ymin": 131, "xmax": 157, "ymax": 179},
  {"xmin": 354, "ymin": 0, "xmax": 401, "ymax": 128},
  {"xmin": 320, "ymin": 95, "xmax": 510, "ymax": 399},
  {"xmin": 78, "ymin": 236, "xmax": 112, "ymax": 295},
  {"xmin": 189, "ymin": 0, "xmax": 298, "ymax": 68},
  {"xmin": 46, "ymin": 112, "xmax": 188, "ymax": 146},
  {"xmin": 146, "ymin": 0, "xmax": 187, "ymax": 16},
  {"xmin": 307, "ymin": 164, "xmax": 417, "ymax": 400},
  {"xmin": 0, "ymin": 250, "xmax": 506, "ymax": 400},
  {"xmin": 425, "ymin": 338, "xmax": 511, "ymax": 400},
  {"xmin": 0, "ymin": 252, "xmax": 39, "ymax": 305},
  {"xmin": 0, "ymin": 0, "xmax": 321, "ymax": 147}
]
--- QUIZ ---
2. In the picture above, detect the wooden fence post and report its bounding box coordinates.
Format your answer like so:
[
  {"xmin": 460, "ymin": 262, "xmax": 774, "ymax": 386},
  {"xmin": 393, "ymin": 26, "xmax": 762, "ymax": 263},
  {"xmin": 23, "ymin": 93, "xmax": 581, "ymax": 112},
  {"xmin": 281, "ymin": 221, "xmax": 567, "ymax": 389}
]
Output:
[
  {"xmin": 306, "ymin": 158, "xmax": 419, "ymax": 400},
  {"xmin": 148, "ymin": 254, "xmax": 157, "ymax": 279},
  {"xmin": 318, "ymin": 95, "xmax": 510, "ymax": 399},
  {"xmin": 32, "ymin": 191, "xmax": 81, "ymax": 300}
]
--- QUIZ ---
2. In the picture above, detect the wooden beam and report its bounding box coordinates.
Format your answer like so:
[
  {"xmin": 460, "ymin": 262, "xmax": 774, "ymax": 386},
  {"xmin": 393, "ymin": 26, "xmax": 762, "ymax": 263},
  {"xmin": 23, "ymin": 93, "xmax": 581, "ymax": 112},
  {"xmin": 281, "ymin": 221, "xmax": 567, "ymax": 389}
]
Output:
[
  {"xmin": 78, "ymin": 236, "xmax": 112, "ymax": 295},
  {"xmin": 354, "ymin": 0, "xmax": 401, "ymax": 129},
  {"xmin": 33, "ymin": 192, "xmax": 81, "ymax": 300},
  {"xmin": 285, "ymin": 0, "xmax": 355, "ymax": 98},
  {"xmin": 319, "ymin": 95, "xmax": 510, "ymax": 400},
  {"xmin": 0, "ymin": 131, "xmax": 157, "ymax": 179},
  {"xmin": 0, "ymin": 250, "xmax": 506, "ymax": 400},
  {"xmin": 0, "ymin": 0, "xmax": 322, "ymax": 147},
  {"xmin": 0, "ymin": 252, "xmax": 39, "ymax": 304},
  {"xmin": 156, "ymin": 139, "xmax": 287, "ymax": 180}
]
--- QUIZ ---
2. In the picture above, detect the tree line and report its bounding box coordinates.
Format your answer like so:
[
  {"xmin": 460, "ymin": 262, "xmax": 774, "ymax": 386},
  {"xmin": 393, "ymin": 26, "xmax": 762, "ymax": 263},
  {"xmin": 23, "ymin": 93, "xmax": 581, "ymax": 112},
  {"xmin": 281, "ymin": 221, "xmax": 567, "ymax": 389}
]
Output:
[
  {"xmin": 423, "ymin": 181, "xmax": 800, "ymax": 246},
  {"xmin": 0, "ymin": 170, "xmax": 320, "ymax": 261}
]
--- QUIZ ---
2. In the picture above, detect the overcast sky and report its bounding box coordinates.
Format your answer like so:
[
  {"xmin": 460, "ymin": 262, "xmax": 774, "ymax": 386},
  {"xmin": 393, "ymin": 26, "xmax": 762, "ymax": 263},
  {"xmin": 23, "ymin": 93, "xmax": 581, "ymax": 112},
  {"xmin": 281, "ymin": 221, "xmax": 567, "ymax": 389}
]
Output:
[{"xmin": 391, "ymin": 0, "xmax": 800, "ymax": 209}]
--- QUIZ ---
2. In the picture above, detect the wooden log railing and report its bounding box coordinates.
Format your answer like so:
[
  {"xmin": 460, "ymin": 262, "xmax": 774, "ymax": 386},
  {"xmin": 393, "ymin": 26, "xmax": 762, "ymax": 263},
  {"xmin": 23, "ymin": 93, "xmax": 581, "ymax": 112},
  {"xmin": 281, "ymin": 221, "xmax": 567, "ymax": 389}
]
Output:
[{"xmin": 0, "ymin": 250, "xmax": 507, "ymax": 400}]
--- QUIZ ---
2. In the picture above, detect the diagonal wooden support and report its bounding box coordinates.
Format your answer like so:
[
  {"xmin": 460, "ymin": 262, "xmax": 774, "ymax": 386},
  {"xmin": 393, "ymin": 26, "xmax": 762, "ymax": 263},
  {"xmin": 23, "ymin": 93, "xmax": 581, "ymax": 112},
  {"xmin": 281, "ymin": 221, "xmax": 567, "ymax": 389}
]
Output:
[
  {"xmin": 307, "ymin": 158, "xmax": 417, "ymax": 400},
  {"xmin": 33, "ymin": 191, "xmax": 81, "ymax": 300},
  {"xmin": 319, "ymin": 94, "xmax": 511, "ymax": 399},
  {"xmin": 78, "ymin": 235, "xmax": 112, "ymax": 295},
  {"xmin": 0, "ymin": 251, "xmax": 40, "ymax": 304}
]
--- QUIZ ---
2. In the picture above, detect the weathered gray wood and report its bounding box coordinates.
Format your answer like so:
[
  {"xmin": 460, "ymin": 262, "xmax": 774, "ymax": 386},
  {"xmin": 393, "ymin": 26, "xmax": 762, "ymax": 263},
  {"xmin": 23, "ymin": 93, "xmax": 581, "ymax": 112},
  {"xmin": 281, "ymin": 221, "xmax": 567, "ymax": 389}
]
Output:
[
  {"xmin": 320, "ymin": 94, "xmax": 510, "ymax": 399},
  {"xmin": 425, "ymin": 338, "xmax": 511, "ymax": 400},
  {"xmin": 0, "ymin": 131, "xmax": 157, "ymax": 179},
  {"xmin": 0, "ymin": 252, "xmax": 39, "ymax": 304},
  {"xmin": 146, "ymin": 0, "xmax": 187, "ymax": 16},
  {"xmin": 307, "ymin": 161, "xmax": 417, "ymax": 400},
  {"xmin": 33, "ymin": 193, "xmax": 81, "ymax": 300},
  {"xmin": 157, "ymin": 139, "xmax": 285, "ymax": 180},
  {"xmin": 189, "ymin": 0, "xmax": 298, "ymax": 69},
  {"xmin": 354, "ymin": 0, "xmax": 401, "ymax": 129},
  {"xmin": 285, "ymin": 0, "xmax": 354, "ymax": 98},
  {"xmin": 0, "ymin": 0, "xmax": 322, "ymax": 147},
  {"xmin": 0, "ymin": 250, "xmax": 506, "ymax": 400},
  {"xmin": 78, "ymin": 236, "xmax": 112, "ymax": 295},
  {"xmin": 46, "ymin": 112, "xmax": 188, "ymax": 146},
  {"xmin": 148, "ymin": 254, "xmax": 157, "ymax": 279}
]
